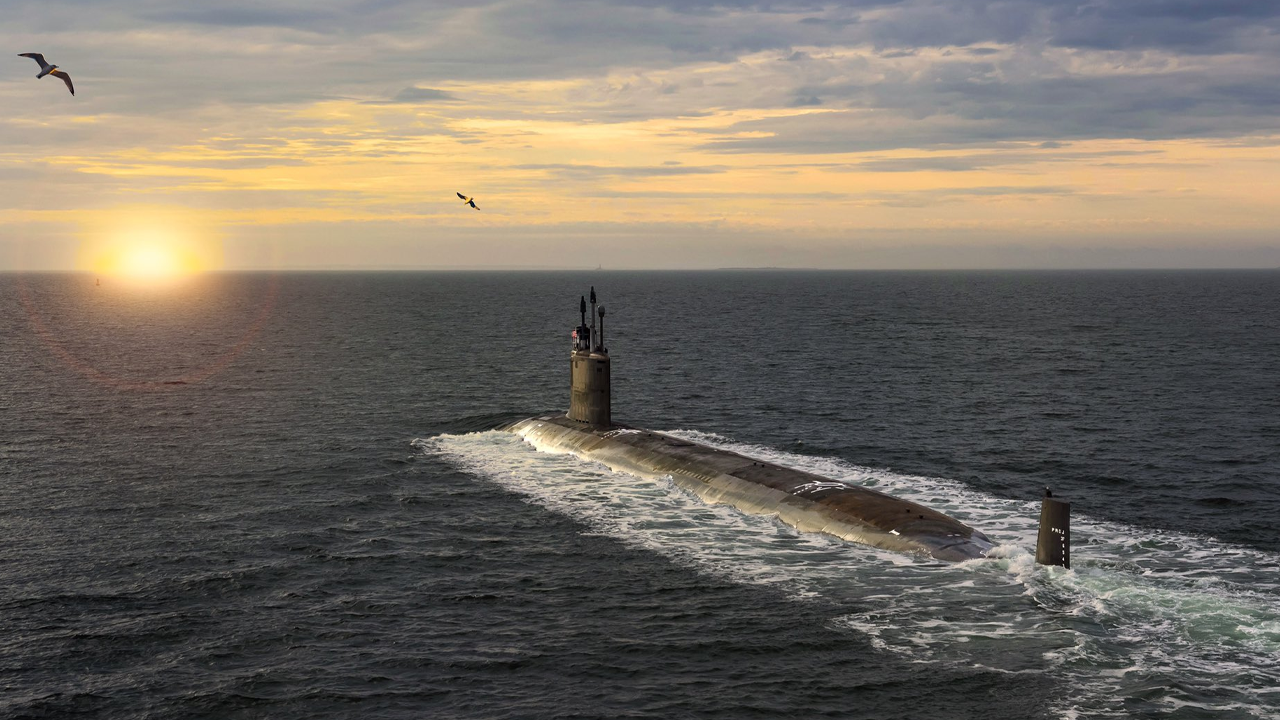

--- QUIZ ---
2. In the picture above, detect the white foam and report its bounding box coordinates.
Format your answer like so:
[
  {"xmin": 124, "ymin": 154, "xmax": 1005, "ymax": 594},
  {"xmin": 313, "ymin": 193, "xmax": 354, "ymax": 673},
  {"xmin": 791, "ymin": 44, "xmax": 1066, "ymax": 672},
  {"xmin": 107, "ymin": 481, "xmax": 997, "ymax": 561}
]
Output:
[{"xmin": 417, "ymin": 429, "xmax": 1280, "ymax": 718}]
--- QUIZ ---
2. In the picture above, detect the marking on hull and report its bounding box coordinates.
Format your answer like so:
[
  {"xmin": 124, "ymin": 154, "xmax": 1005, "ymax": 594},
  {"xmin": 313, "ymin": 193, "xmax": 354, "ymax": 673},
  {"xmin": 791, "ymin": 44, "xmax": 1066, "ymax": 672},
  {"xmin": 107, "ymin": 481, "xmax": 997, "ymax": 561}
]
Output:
[
  {"xmin": 602, "ymin": 428, "xmax": 641, "ymax": 438},
  {"xmin": 792, "ymin": 480, "xmax": 853, "ymax": 496}
]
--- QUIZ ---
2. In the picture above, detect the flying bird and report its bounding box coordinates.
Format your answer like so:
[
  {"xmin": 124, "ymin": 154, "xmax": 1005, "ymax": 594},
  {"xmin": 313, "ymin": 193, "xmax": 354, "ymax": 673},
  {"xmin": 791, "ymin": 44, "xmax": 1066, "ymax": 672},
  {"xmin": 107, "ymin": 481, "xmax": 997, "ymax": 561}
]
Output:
[
  {"xmin": 456, "ymin": 192, "xmax": 479, "ymax": 210},
  {"xmin": 18, "ymin": 53, "xmax": 74, "ymax": 95}
]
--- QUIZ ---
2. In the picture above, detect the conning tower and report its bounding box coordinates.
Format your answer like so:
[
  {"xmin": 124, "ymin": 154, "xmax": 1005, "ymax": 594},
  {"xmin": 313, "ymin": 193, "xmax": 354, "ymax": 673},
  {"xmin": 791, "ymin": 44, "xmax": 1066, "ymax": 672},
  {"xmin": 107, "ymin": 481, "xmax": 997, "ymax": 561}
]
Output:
[
  {"xmin": 569, "ymin": 287, "xmax": 611, "ymax": 427},
  {"xmin": 500, "ymin": 290, "xmax": 1078, "ymax": 566}
]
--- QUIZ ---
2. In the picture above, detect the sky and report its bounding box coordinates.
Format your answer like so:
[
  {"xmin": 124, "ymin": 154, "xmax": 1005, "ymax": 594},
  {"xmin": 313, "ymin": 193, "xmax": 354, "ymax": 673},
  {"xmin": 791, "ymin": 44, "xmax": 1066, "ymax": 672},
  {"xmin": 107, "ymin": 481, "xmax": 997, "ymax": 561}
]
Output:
[{"xmin": 4, "ymin": 0, "xmax": 1280, "ymax": 270}]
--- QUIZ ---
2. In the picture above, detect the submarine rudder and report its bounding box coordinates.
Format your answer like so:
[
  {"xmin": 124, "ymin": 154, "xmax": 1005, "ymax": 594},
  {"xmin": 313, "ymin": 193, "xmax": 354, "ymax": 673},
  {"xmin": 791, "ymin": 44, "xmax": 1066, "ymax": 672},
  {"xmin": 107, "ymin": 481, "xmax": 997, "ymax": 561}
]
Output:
[{"xmin": 1036, "ymin": 488, "xmax": 1071, "ymax": 568}]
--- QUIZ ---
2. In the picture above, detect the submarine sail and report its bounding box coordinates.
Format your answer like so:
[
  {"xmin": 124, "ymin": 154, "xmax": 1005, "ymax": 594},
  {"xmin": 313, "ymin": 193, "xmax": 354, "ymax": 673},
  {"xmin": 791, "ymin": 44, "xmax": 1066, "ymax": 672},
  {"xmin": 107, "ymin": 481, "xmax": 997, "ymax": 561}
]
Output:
[{"xmin": 503, "ymin": 289, "xmax": 1069, "ymax": 565}]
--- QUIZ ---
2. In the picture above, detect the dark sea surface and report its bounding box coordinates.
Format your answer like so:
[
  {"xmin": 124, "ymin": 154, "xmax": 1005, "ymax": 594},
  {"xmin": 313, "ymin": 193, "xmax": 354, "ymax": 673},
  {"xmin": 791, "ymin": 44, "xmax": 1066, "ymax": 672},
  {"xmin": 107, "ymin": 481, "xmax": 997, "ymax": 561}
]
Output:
[{"xmin": 2, "ymin": 270, "xmax": 1278, "ymax": 719}]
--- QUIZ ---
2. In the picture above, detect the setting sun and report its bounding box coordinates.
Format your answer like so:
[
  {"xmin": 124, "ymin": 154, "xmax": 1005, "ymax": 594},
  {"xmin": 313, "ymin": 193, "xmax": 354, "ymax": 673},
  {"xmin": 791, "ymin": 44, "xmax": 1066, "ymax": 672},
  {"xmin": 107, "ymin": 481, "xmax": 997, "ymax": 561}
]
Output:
[
  {"xmin": 87, "ymin": 240, "xmax": 207, "ymax": 281},
  {"xmin": 77, "ymin": 216, "xmax": 222, "ymax": 282},
  {"xmin": 117, "ymin": 244, "xmax": 186, "ymax": 277}
]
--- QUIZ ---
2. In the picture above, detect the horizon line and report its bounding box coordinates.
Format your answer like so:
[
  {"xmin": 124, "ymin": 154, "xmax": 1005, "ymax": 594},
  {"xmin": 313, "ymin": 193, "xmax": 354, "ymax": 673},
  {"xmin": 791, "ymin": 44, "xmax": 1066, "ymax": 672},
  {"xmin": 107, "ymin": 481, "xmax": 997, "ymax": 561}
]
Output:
[{"xmin": 4, "ymin": 266, "xmax": 1279, "ymax": 274}]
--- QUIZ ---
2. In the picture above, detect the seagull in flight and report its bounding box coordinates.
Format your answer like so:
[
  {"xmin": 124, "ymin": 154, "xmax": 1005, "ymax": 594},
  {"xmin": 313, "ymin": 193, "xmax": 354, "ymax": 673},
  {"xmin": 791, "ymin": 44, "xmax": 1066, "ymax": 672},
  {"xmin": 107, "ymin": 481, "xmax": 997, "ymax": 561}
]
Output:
[
  {"xmin": 456, "ymin": 192, "xmax": 479, "ymax": 210},
  {"xmin": 18, "ymin": 53, "xmax": 74, "ymax": 95}
]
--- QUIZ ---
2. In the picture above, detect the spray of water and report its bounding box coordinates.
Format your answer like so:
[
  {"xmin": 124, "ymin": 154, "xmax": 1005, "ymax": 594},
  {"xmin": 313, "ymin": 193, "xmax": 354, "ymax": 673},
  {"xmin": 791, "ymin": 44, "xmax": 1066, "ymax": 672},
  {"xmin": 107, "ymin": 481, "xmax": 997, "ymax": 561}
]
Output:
[{"xmin": 417, "ymin": 430, "xmax": 1280, "ymax": 718}]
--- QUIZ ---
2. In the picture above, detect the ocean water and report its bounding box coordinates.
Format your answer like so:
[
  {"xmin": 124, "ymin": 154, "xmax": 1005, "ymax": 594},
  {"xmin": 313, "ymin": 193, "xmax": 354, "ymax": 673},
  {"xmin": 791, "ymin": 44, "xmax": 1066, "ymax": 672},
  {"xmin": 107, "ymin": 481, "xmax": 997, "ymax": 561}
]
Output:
[{"xmin": 2, "ymin": 270, "xmax": 1278, "ymax": 719}]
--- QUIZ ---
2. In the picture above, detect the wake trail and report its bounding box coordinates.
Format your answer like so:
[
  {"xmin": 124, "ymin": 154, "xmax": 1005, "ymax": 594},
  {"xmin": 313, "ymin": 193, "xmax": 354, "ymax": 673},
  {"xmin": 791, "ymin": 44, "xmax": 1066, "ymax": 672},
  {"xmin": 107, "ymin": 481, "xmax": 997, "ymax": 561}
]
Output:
[{"xmin": 417, "ymin": 429, "xmax": 1280, "ymax": 718}]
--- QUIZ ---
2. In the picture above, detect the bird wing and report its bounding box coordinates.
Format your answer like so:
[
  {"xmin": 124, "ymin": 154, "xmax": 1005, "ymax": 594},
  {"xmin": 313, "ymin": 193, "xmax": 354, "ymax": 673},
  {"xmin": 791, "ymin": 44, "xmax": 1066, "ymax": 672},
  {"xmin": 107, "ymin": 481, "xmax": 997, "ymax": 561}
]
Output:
[
  {"xmin": 457, "ymin": 192, "xmax": 467, "ymax": 200},
  {"xmin": 50, "ymin": 69, "xmax": 74, "ymax": 95},
  {"xmin": 470, "ymin": 201, "xmax": 479, "ymax": 210},
  {"xmin": 19, "ymin": 53, "xmax": 48, "ymax": 68}
]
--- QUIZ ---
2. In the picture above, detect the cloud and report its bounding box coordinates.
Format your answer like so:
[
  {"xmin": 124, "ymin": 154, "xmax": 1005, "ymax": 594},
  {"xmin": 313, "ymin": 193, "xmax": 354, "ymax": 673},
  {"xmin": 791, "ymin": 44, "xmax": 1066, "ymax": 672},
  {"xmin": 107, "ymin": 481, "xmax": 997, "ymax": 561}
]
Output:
[
  {"xmin": 1045, "ymin": 0, "xmax": 1280, "ymax": 53},
  {"xmin": 6, "ymin": 0, "xmax": 1280, "ymax": 270},
  {"xmin": 513, "ymin": 163, "xmax": 730, "ymax": 179},
  {"xmin": 846, "ymin": 148, "xmax": 1162, "ymax": 172},
  {"xmin": 8, "ymin": 1, "xmax": 1280, "ymax": 123},
  {"xmin": 693, "ymin": 43, "xmax": 1280, "ymax": 153},
  {"xmin": 7, "ymin": 1, "xmax": 1279, "ymax": 151},
  {"xmin": 144, "ymin": 6, "xmax": 331, "ymax": 29},
  {"xmin": 365, "ymin": 86, "xmax": 460, "ymax": 104}
]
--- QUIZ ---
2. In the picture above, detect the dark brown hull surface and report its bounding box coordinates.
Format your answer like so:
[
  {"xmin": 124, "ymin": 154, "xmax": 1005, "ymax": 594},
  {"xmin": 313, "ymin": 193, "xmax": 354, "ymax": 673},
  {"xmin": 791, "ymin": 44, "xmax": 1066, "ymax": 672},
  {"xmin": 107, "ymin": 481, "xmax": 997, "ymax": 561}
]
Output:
[{"xmin": 503, "ymin": 414, "xmax": 994, "ymax": 562}]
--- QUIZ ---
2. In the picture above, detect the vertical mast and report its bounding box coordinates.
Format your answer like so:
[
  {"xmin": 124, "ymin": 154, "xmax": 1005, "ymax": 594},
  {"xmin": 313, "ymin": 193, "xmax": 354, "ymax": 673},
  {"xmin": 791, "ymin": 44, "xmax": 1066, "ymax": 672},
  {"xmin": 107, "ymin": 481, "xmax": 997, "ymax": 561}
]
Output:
[
  {"xmin": 590, "ymin": 287, "xmax": 597, "ymax": 352},
  {"xmin": 569, "ymin": 287, "xmax": 611, "ymax": 427}
]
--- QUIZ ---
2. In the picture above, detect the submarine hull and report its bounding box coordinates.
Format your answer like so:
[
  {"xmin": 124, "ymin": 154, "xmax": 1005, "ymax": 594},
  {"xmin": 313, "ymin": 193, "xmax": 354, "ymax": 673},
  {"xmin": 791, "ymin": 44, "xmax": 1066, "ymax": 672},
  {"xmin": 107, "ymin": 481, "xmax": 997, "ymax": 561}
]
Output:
[{"xmin": 503, "ymin": 414, "xmax": 994, "ymax": 562}]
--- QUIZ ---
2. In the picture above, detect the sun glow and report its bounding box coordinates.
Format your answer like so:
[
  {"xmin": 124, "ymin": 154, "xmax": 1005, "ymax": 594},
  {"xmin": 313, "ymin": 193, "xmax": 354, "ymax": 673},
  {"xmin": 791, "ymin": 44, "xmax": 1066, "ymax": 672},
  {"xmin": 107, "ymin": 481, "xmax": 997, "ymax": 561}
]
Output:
[
  {"xmin": 78, "ymin": 217, "xmax": 221, "ymax": 283},
  {"xmin": 90, "ymin": 240, "xmax": 205, "ymax": 282}
]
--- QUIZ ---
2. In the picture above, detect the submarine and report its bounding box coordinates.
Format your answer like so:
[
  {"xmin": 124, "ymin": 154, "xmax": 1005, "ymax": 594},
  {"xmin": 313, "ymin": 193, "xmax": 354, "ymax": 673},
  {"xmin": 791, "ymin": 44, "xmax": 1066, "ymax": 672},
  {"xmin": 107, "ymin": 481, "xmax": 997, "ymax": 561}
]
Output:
[{"xmin": 502, "ymin": 288, "xmax": 1071, "ymax": 566}]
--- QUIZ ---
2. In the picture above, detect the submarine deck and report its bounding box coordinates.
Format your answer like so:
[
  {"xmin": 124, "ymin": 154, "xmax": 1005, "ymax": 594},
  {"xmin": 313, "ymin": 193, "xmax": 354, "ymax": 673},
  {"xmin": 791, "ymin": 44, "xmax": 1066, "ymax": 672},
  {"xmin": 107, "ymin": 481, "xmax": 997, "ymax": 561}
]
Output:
[{"xmin": 503, "ymin": 414, "xmax": 994, "ymax": 562}]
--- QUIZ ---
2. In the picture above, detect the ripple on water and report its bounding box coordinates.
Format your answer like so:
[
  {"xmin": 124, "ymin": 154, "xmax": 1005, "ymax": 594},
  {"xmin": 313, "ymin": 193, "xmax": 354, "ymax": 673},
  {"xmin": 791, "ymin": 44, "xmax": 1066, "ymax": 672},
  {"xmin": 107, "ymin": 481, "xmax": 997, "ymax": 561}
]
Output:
[{"xmin": 422, "ymin": 429, "xmax": 1280, "ymax": 719}]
